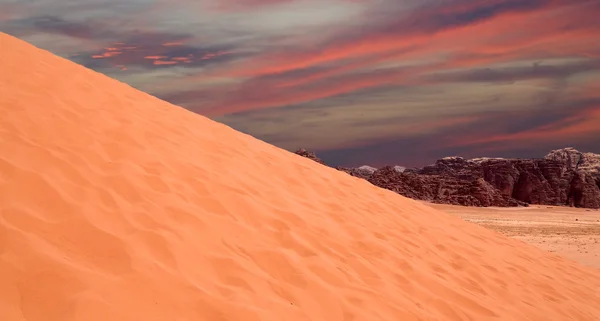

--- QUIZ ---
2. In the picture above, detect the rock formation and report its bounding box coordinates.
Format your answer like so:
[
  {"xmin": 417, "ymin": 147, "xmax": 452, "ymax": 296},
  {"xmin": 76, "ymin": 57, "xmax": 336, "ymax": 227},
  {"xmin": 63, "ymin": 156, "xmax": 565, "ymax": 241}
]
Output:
[
  {"xmin": 294, "ymin": 148, "xmax": 326, "ymax": 165},
  {"xmin": 335, "ymin": 165, "xmax": 378, "ymax": 180},
  {"xmin": 295, "ymin": 147, "xmax": 600, "ymax": 208}
]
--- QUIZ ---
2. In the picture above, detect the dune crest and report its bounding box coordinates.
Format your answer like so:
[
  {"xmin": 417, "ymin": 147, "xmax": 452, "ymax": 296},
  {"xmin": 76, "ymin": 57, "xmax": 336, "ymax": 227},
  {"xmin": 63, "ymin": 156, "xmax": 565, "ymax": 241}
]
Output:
[{"xmin": 1, "ymin": 32, "xmax": 600, "ymax": 321}]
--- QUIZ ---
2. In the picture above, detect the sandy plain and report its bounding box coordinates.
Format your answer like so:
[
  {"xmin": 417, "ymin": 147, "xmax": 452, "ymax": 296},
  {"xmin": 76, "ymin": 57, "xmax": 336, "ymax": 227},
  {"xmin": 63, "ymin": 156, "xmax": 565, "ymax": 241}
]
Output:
[
  {"xmin": 2, "ymin": 32, "xmax": 600, "ymax": 321},
  {"xmin": 429, "ymin": 204, "xmax": 600, "ymax": 269}
]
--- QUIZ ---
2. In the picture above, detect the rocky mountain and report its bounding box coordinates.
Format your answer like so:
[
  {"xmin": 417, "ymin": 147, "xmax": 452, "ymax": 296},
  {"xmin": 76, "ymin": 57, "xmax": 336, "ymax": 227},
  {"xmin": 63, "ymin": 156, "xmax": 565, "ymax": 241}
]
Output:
[{"xmin": 295, "ymin": 147, "xmax": 600, "ymax": 208}]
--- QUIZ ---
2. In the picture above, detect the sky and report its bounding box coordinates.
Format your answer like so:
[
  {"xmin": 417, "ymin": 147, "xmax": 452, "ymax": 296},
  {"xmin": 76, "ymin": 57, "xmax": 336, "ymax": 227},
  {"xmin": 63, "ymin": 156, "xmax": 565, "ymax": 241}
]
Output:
[{"xmin": 1, "ymin": 0, "xmax": 599, "ymax": 167}]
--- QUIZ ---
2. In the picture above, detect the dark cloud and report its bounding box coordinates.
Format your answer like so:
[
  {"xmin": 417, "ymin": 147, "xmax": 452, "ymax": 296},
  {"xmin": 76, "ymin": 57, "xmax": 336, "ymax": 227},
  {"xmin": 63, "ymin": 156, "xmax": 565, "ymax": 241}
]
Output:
[
  {"xmin": 314, "ymin": 0, "xmax": 558, "ymax": 52},
  {"xmin": 398, "ymin": 0, "xmax": 548, "ymax": 34},
  {"xmin": 318, "ymin": 103, "xmax": 600, "ymax": 168},
  {"xmin": 31, "ymin": 15, "xmax": 106, "ymax": 39},
  {"xmin": 427, "ymin": 59, "xmax": 600, "ymax": 83},
  {"xmin": 316, "ymin": 132, "xmax": 467, "ymax": 168},
  {"xmin": 5, "ymin": 14, "xmax": 244, "ymax": 71},
  {"xmin": 4, "ymin": 14, "xmax": 120, "ymax": 39}
]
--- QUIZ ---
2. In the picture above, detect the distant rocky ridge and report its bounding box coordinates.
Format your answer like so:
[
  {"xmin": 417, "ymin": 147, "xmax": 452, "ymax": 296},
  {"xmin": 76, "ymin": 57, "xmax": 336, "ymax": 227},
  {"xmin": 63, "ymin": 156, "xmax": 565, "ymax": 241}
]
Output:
[{"xmin": 295, "ymin": 147, "xmax": 600, "ymax": 209}]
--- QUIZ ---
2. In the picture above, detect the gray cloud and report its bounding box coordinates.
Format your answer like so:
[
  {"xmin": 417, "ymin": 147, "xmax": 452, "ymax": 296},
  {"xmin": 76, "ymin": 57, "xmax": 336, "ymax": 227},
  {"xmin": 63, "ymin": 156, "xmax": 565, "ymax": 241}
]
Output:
[{"xmin": 427, "ymin": 59, "xmax": 600, "ymax": 84}]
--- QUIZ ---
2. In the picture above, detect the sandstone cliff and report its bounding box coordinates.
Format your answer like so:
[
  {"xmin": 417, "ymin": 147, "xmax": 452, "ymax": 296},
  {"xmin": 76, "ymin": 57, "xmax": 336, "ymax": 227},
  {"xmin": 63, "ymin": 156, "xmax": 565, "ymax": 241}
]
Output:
[{"xmin": 295, "ymin": 147, "xmax": 600, "ymax": 208}]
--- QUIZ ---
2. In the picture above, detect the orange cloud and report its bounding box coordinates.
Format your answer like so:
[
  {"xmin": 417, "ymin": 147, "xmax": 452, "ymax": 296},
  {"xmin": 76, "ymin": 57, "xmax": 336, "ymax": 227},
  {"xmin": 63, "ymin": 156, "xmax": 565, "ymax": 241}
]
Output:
[
  {"xmin": 211, "ymin": 2, "xmax": 597, "ymax": 83},
  {"xmin": 172, "ymin": 57, "xmax": 192, "ymax": 63},
  {"xmin": 153, "ymin": 60, "xmax": 178, "ymax": 65},
  {"xmin": 91, "ymin": 51, "xmax": 122, "ymax": 58},
  {"xmin": 144, "ymin": 55, "xmax": 168, "ymax": 60},
  {"xmin": 200, "ymin": 51, "xmax": 232, "ymax": 60},
  {"xmin": 200, "ymin": 62, "xmax": 441, "ymax": 115},
  {"xmin": 162, "ymin": 42, "xmax": 184, "ymax": 46},
  {"xmin": 186, "ymin": 2, "xmax": 599, "ymax": 116}
]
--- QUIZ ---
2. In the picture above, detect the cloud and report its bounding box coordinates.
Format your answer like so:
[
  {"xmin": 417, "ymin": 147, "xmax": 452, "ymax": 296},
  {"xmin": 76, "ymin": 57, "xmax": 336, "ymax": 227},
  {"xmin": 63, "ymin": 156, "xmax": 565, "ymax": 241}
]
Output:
[
  {"xmin": 208, "ymin": 0, "xmax": 365, "ymax": 12},
  {"xmin": 426, "ymin": 58, "xmax": 600, "ymax": 84},
  {"xmin": 26, "ymin": 15, "xmax": 114, "ymax": 39},
  {"xmin": 79, "ymin": 39, "xmax": 237, "ymax": 70},
  {"xmin": 208, "ymin": 0, "xmax": 298, "ymax": 11},
  {"xmin": 1, "ymin": 0, "xmax": 599, "ymax": 166},
  {"xmin": 310, "ymin": 97, "xmax": 600, "ymax": 167},
  {"xmin": 153, "ymin": 0, "xmax": 598, "ymax": 118},
  {"xmin": 443, "ymin": 98, "xmax": 600, "ymax": 151},
  {"xmin": 166, "ymin": 62, "xmax": 441, "ymax": 115},
  {"xmin": 2, "ymin": 13, "xmax": 242, "ymax": 72},
  {"xmin": 214, "ymin": 0, "xmax": 579, "ymax": 78}
]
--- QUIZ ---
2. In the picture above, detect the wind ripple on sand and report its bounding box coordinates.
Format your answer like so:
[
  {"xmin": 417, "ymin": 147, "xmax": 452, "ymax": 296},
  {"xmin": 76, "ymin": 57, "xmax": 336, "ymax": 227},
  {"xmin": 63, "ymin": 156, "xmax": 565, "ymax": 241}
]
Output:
[{"xmin": 1, "ymin": 32, "xmax": 600, "ymax": 321}]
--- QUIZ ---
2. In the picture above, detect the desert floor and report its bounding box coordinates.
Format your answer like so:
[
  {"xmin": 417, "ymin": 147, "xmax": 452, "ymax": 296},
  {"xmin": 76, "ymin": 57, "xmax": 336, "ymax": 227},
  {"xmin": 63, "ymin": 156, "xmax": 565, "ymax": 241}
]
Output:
[{"xmin": 428, "ymin": 203, "xmax": 600, "ymax": 269}]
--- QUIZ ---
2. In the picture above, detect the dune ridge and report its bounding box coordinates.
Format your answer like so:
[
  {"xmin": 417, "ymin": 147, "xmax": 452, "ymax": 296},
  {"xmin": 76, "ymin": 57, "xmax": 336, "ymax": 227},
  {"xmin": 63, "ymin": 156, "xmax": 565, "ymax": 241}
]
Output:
[{"xmin": 1, "ymin": 32, "xmax": 600, "ymax": 321}]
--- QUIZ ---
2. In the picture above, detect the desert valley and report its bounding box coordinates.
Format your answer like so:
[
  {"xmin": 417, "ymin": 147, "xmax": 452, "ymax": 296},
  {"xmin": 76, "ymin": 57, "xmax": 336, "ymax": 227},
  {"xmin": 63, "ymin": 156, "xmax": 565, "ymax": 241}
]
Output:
[{"xmin": 431, "ymin": 204, "xmax": 600, "ymax": 269}]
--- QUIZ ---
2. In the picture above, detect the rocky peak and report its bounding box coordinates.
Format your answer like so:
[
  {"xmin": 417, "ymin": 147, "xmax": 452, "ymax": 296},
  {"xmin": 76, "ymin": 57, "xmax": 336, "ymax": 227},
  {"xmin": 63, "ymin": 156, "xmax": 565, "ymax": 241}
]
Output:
[
  {"xmin": 436, "ymin": 156, "xmax": 467, "ymax": 166},
  {"xmin": 469, "ymin": 157, "xmax": 506, "ymax": 164},
  {"xmin": 357, "ymin": 165, "xmax": 378, "ymax": 175},
  {"xmin": 334, "ymin": 165, "xmax": 378, "ymax": 180},
  {"xmin": 544, "ymin": 147, "xmax": 584, "ymax": 171},
  {"xmin": 580, "ymin": 152, "xmax": 600, "ymax": 175},
  {"xmin": 545, "ymin": 147, "xmax": 600, "ymax": 175},
  {"xmin": 420, "ymin": 156, "xmax": 480, "ymax": 177},
  {"xmin": 393, "ymin": 166, "xmax": 406, "ymax": 173},
  {"xmin": 294, "ymin": 148, "xmax": 325, "ymax": 165}
]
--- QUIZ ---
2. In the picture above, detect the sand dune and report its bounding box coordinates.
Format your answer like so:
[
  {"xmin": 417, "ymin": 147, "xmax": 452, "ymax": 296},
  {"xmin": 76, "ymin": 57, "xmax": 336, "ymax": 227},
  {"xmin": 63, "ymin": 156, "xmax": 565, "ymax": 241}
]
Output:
[{"xmin": 1, "ymin": 32, "xmax": 600, "ymax": 321}]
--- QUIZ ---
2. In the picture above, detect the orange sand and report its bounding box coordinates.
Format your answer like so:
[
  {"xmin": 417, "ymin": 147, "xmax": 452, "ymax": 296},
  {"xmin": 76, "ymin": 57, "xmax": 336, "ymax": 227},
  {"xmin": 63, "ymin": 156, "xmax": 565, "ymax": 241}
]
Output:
[{"xmin": 1, "ymin": 32, "xmax": 600, "ymax": 321}]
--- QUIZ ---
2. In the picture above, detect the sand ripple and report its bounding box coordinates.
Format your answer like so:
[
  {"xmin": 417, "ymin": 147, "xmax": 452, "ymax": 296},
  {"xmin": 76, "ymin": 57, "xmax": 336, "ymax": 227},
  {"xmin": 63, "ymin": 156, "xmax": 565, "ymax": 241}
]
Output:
[{"xmin": 1, "ymin": 32, "xmax": 600, "ymax": 321}]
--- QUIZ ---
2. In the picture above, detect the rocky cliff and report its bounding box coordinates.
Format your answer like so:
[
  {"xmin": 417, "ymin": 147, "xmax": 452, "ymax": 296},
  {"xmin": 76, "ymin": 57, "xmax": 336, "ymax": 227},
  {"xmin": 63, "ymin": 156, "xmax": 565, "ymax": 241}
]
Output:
[{"xmin": 295, "ymin": 147, "xmax": 600, "ymax": 208}]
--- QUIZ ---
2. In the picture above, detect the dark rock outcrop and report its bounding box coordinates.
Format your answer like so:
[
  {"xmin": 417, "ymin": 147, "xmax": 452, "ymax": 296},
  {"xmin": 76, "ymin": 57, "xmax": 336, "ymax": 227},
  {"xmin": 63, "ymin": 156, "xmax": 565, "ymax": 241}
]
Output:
[
  {"xmin": 367, "ymin": 166, "xmax": 527, "ymax": 207},
  {"xmin": 335, "ymin": 165, "xmax": 378, "ymax": 180},
  {"xmin": 294, "ymin": 148, "xmax": 326, "ymax": 165},
  {"xmin": 295, "ymin": 147, "xmax": 600, "ymax": 208}
]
